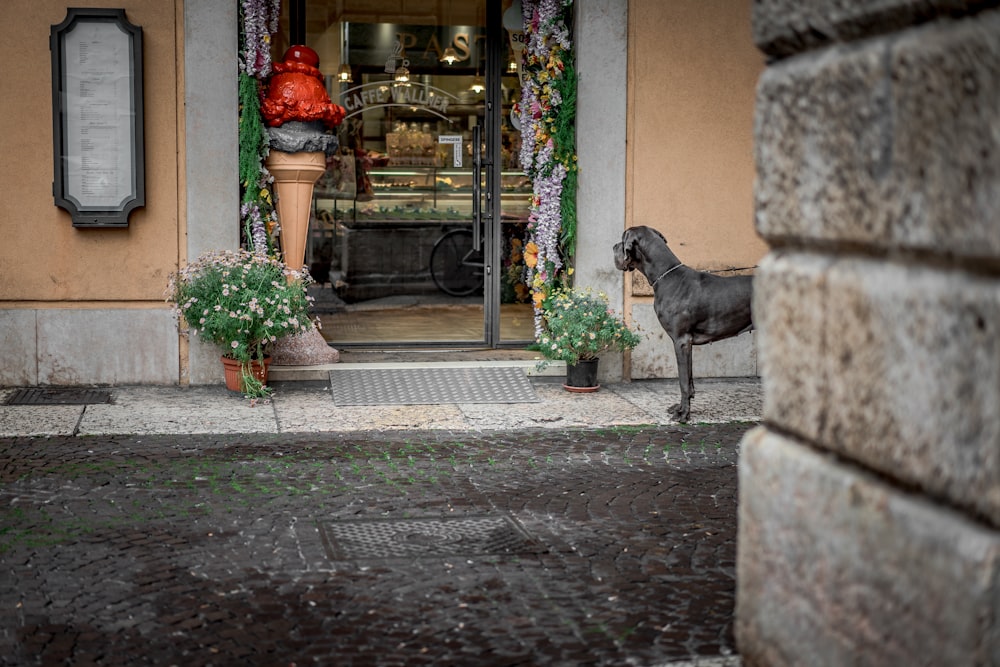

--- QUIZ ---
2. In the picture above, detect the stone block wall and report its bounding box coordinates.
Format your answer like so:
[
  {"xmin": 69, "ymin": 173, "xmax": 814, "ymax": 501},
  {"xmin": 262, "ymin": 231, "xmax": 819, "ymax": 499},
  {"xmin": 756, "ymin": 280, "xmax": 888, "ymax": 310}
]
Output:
[{"xmin": 737, "ymin": 3, "xmax": 1000, "ymax": 665}]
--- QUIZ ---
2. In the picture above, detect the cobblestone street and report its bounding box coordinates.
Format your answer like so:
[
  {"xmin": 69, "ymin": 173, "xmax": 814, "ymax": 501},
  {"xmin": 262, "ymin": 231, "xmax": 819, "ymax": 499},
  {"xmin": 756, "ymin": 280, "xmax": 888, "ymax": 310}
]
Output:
[{"xmin": 0, "ymin": 423, "xmax": 748, "ymax": 666}]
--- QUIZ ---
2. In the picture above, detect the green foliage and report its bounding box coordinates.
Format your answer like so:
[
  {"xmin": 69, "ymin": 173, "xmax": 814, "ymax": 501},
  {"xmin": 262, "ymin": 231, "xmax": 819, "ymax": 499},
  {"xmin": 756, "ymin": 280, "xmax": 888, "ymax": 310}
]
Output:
[
  {"xmin": 238, "ymin": 71, "xmax": 278, "ymax": 255},
  {"xmin": 552, "ymin": 54, "xmax": 577, "ymax": 258},
  {"xmin": 537, "ymin": 287, "xmax": 643, "ymax": 365},
  {"xmin": 560, "ymin": 166, "xmax": 577, "ymax": 257},
  {"xmin": 238, "ymin": 72, "xmax": 267, "ymax": 200}
]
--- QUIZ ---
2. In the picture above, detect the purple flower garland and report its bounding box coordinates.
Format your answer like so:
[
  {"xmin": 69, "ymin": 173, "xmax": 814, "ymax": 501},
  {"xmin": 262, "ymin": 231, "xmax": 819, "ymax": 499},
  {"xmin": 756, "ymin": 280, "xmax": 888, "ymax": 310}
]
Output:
[
  {"xmin": 239, "ymin": 0, "xmax": 280, "ymax": 78},
  {"xmin": 518, "ymin": 0, "xmax": 576, "ymax": 335},
  {"xmin": 238, "ymin": 0, "xmax": 281, "ymax": 255}
]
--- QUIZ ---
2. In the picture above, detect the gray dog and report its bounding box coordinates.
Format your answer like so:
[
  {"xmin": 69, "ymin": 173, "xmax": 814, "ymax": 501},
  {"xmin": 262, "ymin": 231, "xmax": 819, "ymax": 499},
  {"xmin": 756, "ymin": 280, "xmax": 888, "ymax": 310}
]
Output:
[{"xmin": 613, "ymin": 226, "xmax": 753, "ymax": 422}]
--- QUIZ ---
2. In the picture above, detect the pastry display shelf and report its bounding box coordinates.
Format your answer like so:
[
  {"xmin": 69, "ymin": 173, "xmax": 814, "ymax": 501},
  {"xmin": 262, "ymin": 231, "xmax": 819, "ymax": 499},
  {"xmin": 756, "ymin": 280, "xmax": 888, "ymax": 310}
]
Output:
[{"xmin": 307, "ymin": 166, "xmax": 530, "ymax": 301}]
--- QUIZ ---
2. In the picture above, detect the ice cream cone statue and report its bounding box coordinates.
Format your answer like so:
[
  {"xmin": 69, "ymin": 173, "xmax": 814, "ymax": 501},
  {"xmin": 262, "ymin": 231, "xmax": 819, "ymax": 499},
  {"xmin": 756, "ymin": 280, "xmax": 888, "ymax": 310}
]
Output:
[
  {"xmin": 261, "ymin": 46, "xmax": 346, "ymax": 365},
  {"xmin": 262, "ymin": 45, "xmax": 345, "ymax": 273},
  {"xmin": 266, "ymin": 151, "xmax": 325, "ymax": 274}
]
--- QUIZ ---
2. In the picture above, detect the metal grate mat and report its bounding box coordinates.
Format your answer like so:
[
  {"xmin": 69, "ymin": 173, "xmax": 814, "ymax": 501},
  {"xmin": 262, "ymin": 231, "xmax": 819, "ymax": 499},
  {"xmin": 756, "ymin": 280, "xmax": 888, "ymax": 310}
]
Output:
[
  {"xmin": 330, "ymin": 366, "xmax": 538, "ymax": 405},
  {"xmin": 318, "ymin": 514, "xmax": 539, "ymax": 561},
  {"xmin": 4, "ymin": 388, "xmax": 112, "ymax": 406}
]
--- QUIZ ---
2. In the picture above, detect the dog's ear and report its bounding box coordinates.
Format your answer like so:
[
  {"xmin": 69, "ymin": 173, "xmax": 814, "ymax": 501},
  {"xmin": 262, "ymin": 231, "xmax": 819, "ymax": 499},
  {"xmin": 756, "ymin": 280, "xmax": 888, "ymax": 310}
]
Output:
[{"xmin": 623, "ymin": 229, "xmax": 639, "ymax": 258}]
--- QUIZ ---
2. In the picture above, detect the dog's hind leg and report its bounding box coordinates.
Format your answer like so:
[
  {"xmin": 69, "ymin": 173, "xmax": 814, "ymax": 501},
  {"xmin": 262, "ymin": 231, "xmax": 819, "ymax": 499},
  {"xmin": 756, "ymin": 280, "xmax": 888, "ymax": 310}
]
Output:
[{"xmin": 670, "ymin": 334, "xmax": 693, "ymax": 422}]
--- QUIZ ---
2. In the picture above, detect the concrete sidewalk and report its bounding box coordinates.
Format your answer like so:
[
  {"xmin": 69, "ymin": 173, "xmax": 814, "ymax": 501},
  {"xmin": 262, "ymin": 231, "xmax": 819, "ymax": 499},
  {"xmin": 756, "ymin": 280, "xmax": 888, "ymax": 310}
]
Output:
[{"xmin": 0, "ymin": 377, "xmax": 762, "ymax": 437}]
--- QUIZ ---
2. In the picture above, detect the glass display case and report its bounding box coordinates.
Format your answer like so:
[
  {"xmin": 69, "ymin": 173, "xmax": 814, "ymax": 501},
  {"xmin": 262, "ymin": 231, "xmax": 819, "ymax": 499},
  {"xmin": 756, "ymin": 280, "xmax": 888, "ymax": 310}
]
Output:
[{"xmin": 309, "ymin": 163, "xmax": 531, "ymax": 303}]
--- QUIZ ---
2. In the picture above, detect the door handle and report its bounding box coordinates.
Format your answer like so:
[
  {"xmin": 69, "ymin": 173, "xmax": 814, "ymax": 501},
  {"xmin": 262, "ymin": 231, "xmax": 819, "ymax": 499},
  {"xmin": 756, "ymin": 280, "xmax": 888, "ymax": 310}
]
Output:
[{"xmin": 472, "ymin": 124, "xmax": 482, "ymax": 250}]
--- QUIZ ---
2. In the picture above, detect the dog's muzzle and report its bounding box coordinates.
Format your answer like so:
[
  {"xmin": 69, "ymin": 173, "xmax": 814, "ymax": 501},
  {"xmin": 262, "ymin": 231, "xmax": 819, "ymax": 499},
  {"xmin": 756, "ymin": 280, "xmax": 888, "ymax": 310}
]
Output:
[{"xmin": 612, "ymin": 242, "xmax": 625, "ymax": 270}]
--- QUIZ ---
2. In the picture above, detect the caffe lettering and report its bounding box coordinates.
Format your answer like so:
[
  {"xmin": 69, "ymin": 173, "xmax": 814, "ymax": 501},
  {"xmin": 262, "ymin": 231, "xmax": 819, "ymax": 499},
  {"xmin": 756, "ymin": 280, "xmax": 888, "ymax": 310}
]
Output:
[
  {"xmin": 344, "ymin": 85, "xmax": 392, "ymax": 113},
  {"xmin": 341, "ymin": 82, "xmax": 451, "ymax": 117}
]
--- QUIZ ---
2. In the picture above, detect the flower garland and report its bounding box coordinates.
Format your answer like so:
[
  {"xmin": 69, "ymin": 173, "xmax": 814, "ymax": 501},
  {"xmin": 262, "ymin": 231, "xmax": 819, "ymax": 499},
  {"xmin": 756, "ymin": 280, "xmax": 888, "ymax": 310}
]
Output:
[
  {"xmin": 518, "ymin": 0, "xmax": 577, "ymax": 335},
  {"xmin": 238, "ymin": 0, "xmax": 281, "ymax": 255}
]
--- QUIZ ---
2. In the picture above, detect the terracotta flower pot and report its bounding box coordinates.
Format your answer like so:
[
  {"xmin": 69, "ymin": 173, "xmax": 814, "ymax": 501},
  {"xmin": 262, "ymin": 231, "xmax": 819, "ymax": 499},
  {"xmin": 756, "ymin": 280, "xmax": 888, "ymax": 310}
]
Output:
[
  {"xmin": 564, "ymin": 358, "xmax": 600, "ymax": 392},
  {"xmin": 221, "ymin": 355, "xmax": 272, "ymax": 392}
]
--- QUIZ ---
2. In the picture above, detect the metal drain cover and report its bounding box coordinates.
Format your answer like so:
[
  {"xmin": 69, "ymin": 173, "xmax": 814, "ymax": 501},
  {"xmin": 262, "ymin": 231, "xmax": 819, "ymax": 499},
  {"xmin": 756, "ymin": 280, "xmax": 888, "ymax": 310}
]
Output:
[
  {"xmin": 318, "ymin": 514, "xmax": 538, "ymax": 560},
  {"xmin": 4, "ymin": 388, "xmax": 112, "ymax": 406}
]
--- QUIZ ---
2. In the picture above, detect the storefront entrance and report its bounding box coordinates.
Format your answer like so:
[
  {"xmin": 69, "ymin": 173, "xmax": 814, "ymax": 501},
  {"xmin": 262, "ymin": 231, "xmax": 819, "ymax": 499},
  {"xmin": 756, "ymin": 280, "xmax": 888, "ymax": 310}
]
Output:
[{"xmin": 276, "ymin": 0, "xmax": 532, "ymax": 349}]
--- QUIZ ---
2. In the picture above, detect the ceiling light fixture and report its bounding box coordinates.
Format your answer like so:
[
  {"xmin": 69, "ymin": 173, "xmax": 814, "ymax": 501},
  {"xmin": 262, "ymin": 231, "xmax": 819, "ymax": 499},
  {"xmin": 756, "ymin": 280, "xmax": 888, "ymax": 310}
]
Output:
[
  {"xmin": 440, "ymin": 47, "xmax": 459, "ymax": 65},
  {"xmin": 469, "ymin": 75, "xmax": 485, "ymax": 94},
  {"xmin": 337, "ymin": 64, "xmax": 353, "ymax": 83},
  {"xmin": 394, "ymin": 65, "xmax": 411, "ymax": 84}
]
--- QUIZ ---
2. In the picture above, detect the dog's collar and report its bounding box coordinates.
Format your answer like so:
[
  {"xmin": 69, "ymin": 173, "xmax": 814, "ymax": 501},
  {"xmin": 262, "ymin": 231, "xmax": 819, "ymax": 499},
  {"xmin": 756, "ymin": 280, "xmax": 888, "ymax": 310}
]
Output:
[{"xmin": 651, "ymin": 263, "xmax": 683, "ymax": 286}]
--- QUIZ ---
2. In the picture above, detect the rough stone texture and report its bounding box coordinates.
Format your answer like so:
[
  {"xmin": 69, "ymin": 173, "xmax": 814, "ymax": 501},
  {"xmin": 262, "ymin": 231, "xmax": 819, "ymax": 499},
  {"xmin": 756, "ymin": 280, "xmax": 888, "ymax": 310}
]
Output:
[
  {"xmin": 0, "ymin": 309, "xmax": 37, "ymax": 385},
  {"xmin": 751, "ymin": 0, "xmax": 987, "ymax": 58},
  {"xmin": 755, "ymin": 251, "xmax": 1000, "ymax": 525},
  {"xmin": 36, "ymin": 309, "xmax": 179, "ymax": 386},
  {"xmin": 0, "ymin": 425, "xmax": 747, "ymax": 665},
  {"xmin": 269, "ymin": 327, "xmax": 339, "ymax": 366},
  {"xmin": 631, "ymin": 304, "xmax": 757, "ymax": 380},
  {"xmin": 0, "ymin": 379, "xmax": 762, "ymax": 437},
  {"xmin": 754, "ymin": 10, "xmax": 1000, "ymax": 263},
  {"xmin": 575, "ymin": 0, "xmax": 628, "ymax": 324},
  {"xmin": 575, "ymin": 0, "xmax": 630, "ymax": 385},
  {"xmin": 184, "ymin": 0, "xmax": 239, "ymax": 386},
  {"xmin": 742, "ymin": 2, "xmax": 1000, "ymax": 665},
  {"xmin": 737, "ymin": 427, "xmax": 1000, "ymax": 667}
]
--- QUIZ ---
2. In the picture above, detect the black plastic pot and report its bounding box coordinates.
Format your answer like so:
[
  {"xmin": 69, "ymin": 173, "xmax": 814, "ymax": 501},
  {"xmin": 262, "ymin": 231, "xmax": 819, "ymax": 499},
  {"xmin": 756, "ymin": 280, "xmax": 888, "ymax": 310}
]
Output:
[{"xmin": 564, "ymin": 358, "xmax": 600, "ymax": 392}]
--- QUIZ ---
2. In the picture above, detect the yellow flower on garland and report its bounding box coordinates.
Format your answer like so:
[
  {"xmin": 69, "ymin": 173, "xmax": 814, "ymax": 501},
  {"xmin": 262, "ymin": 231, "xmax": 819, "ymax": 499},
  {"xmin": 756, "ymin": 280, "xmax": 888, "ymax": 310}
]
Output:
[{"xmin": 524, "ymin": 241, "xmax": 539, "ymax": 269}]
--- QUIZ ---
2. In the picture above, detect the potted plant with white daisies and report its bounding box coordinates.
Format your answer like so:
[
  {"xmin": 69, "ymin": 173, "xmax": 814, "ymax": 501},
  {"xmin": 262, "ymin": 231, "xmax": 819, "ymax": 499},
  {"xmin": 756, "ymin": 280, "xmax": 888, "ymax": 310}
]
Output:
[
  {"xmin": 536, "ymin": 286, "xmax": 643, "ymax": 392},
  {"xmin": 166, "ymin": 248, "xmax": 314, "ymax": 398}
]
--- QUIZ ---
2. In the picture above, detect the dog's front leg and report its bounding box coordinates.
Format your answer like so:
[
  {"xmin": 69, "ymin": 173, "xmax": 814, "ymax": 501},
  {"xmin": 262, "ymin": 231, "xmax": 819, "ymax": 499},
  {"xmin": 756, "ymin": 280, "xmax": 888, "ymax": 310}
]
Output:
[
  {"xmin": 670, "ymin": 334, "xmax": 692, "ymax": 422},
  {"xmin": 687, "ymin": 350, "xmax": 695, "ymax": 401}
]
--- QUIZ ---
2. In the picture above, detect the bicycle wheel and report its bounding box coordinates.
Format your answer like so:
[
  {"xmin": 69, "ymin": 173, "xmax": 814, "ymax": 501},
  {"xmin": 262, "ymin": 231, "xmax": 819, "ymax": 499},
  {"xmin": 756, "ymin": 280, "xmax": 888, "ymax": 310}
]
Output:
[{"xmin": 430, "ymin": 228, "xmax": 483, "ymax": 296}]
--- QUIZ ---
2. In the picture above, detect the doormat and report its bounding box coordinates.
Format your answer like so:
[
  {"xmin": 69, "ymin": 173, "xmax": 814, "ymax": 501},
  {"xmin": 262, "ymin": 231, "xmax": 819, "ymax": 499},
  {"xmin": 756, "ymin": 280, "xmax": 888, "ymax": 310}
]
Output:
[
  {"xmin": 4, "ymin": 388, "xmax": 112, "ymax": 406},
  {"xmin": 330, "ymin": 366, "xmax": 539, "ymax": 405},
  {"xmin": 318, "ymin": 514, "xmax": 540, "ymax": 561}
]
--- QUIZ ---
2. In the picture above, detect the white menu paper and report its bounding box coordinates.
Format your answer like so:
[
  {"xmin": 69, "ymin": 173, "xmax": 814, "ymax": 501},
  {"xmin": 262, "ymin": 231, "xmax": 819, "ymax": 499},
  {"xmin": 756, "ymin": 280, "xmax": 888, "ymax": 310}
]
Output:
[{"xmin": 62, "ymin": 20, "xmax": 134, "ymax": 209}]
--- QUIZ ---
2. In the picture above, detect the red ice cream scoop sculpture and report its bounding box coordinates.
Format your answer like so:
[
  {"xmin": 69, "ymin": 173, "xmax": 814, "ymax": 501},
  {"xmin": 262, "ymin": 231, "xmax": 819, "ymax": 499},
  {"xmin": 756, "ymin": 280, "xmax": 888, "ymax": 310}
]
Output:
[
  {"xmin": 261, "ymin": 46, "xmax": 345, "ymax": 128},
  {"xmin": 260, "ymin": 46, "xmax": 343, "ymax": 365}
]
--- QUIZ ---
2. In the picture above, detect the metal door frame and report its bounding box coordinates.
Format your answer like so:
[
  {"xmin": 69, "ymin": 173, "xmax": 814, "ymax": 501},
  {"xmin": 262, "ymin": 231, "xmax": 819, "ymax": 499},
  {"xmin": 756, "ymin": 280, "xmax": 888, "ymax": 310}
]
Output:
[{"xmin": 481, "ymin": 0, "xmax": 510, "ymax": 347}]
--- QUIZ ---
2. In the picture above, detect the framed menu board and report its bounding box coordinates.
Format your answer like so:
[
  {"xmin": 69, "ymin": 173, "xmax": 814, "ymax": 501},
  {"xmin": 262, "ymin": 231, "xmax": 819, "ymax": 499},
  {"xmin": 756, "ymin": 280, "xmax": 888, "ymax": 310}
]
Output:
[{"xmin": 51, "ymin": 9, "xmax": 144, "ymax": 228}]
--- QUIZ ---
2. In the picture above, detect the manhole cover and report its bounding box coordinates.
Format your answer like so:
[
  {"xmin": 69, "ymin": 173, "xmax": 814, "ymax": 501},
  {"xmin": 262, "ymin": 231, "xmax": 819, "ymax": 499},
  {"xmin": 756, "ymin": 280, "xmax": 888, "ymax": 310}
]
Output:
[
  {"xmin": 318, "ymin": 514, "xmax": 539, "ymax": 560},
  {"xmin": 4, "ymin": 388, "xmax": 112, "ymax": 406}
]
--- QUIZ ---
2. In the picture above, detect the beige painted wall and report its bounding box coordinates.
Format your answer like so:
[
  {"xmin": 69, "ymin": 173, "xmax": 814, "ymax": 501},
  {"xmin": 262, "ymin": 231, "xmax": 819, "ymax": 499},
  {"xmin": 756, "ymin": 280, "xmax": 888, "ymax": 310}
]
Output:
[
  {"xmin": 626, "ymin": 0, "xmax": 765, "ymax": 275},
  {"xmin": 0, "ymin": 1, "xmax": 180, "ymax": 305},
  {"xmin": 625, "ymin": 0, "xmax": 765, "ymax": 379}
]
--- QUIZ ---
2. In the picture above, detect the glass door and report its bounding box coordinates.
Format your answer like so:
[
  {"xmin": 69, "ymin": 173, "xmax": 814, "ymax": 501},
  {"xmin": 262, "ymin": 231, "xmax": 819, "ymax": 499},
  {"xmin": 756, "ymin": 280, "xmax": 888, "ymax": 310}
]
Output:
[
  {"xmin": 275, "ymin": 0, "xmax": 533, "ymax": 347},
  {"xmin": 491, "ymin": 0, "xmax": 535, "ymax": 346}
]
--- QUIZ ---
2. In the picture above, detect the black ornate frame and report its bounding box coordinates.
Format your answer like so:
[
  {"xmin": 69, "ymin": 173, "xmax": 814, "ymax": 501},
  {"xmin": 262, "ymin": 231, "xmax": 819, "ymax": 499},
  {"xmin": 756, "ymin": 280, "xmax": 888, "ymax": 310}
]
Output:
[{"xmin": 51, "ymin": 8, "xmax": 145, "ymax": 228}]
